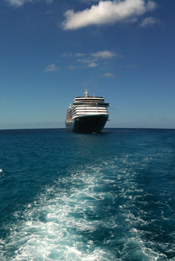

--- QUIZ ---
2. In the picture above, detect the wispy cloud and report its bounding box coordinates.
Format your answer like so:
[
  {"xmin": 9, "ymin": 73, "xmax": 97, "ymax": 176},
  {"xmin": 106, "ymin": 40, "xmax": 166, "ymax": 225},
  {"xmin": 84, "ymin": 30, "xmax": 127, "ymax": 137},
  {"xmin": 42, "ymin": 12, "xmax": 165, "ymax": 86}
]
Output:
[
  {"xmin": 62, "ymin": 53, "xmax": 73, "ymax": 58},
  {"xmin": 92, "ymin": 51, "xmax": 116, "ymax": 59},
  {"xmin": 140, "ymin": 16, "xmax": 158, "ymax": 27},
  {"xmin": 68, "ymin": 65, "xmax": 75, "ymax": 70},
  {"xmin": 76, "ymin": 53, "xmax": 86, "ymax": 57},
  {"xmin": 5, "ymin": 0, "xmax": 24, "ymax": 6},
  {"xmin": 88, "ymin": 62, "xmax": 98, "ymax": 67},
  {"xmin": 62, "ymin": 50, "xmax": 117, "ymax": 69},
  {"xmin": 44, "ymin": 64, "xmax": 59, "ymax": 72},
  {"xmin": 62, "ymin": 0, "xmax": 157, "ymax": 30},
  {"xmin": 80, "ymin": 50, "xmax": 116, "ymax": 67},
  {"xmin": 102, "ymin": 72, "xmax": 115, "ymax": 78},
  {"xmin": 5, "ymin": 0, "xmax": 52, "ymax": 7}
]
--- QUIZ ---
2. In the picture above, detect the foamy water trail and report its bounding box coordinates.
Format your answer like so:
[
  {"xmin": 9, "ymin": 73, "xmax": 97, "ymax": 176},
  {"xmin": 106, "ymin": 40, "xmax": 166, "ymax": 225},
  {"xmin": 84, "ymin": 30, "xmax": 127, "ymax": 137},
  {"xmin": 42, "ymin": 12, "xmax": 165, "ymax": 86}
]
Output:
[{"xmin": 1, "ymin": 153, "xmax": 174, "ymax": 260}]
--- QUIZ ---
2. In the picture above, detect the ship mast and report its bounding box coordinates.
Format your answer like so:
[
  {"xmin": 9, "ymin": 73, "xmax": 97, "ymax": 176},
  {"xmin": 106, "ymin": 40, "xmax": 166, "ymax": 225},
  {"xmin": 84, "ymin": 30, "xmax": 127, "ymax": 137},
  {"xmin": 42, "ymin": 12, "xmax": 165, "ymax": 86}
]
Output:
[{"xmin": 85, "ymin": 89, "xmax": 89, "ymax": 97}]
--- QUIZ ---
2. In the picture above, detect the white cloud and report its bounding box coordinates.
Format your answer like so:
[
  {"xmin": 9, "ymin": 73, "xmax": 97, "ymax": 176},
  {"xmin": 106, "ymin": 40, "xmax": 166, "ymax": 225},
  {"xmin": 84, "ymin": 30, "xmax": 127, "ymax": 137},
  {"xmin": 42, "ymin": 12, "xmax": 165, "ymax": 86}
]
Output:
[
  {"xmin": 5, "ymin": 0, "xmax": 52, "ymax": 7},
  {"xmin": 78, "ymin": 51, "xmax": 116, "ymax": 67},
  {"xmin": 62, "ymin": 0, "xmax": 157, "ymax": 30},
  {"xmin": 76, "ymin": 53, "xmax": 86, "ymax": 57},
  {"xmin": 88, "ymin": 62, "xmax": 98, "ymax": 67},
  {"xmin": 5, "ymin": 0, "xmax": 24, "ymax": 6},
  {"xmin": 61, "ymin": 50, "xmax": 117, "ymax": 69},
  {"xmin": 92, "ymin": 50, "xmax": 116, "ymax": 59},
  {"xmin": 140, "ymin": 16, "xmax": 158, "ymax": 27},
  {"xmin": 45, "ymin": 64, "xmax": 59, "ymax": 72},
  {"xmin": 102, "ymin": 72, "xmax": 115, "ymax": 78}
]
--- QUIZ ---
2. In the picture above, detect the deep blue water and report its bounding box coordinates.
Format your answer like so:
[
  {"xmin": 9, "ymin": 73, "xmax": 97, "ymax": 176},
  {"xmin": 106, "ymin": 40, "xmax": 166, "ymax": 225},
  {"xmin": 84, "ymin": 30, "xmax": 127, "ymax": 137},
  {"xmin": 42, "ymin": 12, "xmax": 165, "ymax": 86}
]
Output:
[{"xmin": 0, "ymin": 128, "xmax": 175, "ymax": 261}]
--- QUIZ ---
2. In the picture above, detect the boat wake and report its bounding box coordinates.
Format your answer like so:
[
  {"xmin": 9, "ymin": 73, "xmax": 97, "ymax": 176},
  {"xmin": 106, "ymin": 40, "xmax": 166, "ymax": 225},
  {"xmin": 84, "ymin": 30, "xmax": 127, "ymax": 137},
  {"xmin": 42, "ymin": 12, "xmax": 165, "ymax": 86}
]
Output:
[{"xmin": 1, "ymin": 154, "xmax": 174, "ymax": 260}]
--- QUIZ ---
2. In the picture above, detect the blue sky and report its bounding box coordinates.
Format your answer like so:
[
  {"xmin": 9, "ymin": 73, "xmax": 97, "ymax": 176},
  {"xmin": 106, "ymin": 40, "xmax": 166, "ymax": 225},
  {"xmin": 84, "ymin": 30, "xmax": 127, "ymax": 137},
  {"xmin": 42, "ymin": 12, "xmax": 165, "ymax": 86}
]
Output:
[{"xmin": 0, "ymin": 0, "xmax": 175, "ymax": 129}]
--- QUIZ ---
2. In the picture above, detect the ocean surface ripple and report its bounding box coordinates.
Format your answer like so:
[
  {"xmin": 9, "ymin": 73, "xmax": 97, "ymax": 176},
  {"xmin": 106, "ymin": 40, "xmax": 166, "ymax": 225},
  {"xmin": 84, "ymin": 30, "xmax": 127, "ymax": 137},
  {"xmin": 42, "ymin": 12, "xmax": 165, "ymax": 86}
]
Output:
[{"xmin": 0, "ymin": 128, "xmax": 175, "ymax": 261}]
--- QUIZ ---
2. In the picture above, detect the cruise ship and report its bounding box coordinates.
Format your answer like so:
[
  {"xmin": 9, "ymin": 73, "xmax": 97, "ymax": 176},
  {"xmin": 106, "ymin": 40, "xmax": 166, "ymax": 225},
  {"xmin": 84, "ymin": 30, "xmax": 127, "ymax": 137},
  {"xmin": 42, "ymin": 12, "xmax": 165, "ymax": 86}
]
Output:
[{"xmin": 65, "ymin": 90, "xmax": 109, "ymax": 133}]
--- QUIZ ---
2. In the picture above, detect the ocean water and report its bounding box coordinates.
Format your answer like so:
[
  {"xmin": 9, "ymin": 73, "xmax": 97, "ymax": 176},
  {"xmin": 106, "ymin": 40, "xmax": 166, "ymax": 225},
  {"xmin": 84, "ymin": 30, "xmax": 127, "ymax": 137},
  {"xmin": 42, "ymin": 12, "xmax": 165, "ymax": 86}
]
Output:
[{"xmin": 0, "ymin": 128, "xmax": 175, "ymax": 261}]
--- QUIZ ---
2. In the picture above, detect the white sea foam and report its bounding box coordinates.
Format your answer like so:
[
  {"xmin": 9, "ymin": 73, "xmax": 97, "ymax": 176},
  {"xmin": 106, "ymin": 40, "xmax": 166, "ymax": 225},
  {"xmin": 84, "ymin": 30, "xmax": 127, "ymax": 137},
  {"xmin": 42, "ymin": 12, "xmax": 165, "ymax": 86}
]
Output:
[
  {"xmin": 4, "ymin": 165, "xmax": 116, "ymax": 260},
  {"xmin": 2, "ymin": 156, "xmax": 173, "ymax": 260}
]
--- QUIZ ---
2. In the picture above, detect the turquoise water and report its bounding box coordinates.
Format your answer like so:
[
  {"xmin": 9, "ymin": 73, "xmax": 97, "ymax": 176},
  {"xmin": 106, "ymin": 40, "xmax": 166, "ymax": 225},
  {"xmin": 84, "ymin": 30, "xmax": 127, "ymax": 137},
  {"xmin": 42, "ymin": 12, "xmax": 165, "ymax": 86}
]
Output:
[{"xmin": 0, "ymin": 128, "xmax": 175, "ymax": 260}]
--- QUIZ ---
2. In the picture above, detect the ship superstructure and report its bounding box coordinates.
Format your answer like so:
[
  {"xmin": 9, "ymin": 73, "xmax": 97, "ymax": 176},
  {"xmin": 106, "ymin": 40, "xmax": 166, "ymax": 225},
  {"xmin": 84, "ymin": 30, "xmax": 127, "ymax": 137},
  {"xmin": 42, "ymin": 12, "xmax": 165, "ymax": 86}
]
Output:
[{"xmin": 65, "ymin": 90, "xmax": 109, "ymax": 133}]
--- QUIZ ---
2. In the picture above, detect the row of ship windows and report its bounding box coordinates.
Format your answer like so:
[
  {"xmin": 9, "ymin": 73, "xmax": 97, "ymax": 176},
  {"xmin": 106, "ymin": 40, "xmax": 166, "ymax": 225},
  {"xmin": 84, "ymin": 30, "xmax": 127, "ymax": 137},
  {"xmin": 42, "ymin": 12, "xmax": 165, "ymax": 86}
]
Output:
[
  {"xmin": 67, "ymin": 111, "xmax": 108, "ymax": 120},
  {"xmin": 71, "ymin": 112, "xmax": 108, "ymax": 116},
  {"xmin": 73, "ymin": 99, "xmax": 104, "ymax": 102},
  {"xmin": 67, "ymin": 108, "xmax": 108, "ymax": 118},
  {"xmin": 71, "ymin": 107, "xmax": 107, "ymax": 111},
  {"xmin": 71, "ymin": 109, "xmax": 108, "ymax": 113}
]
